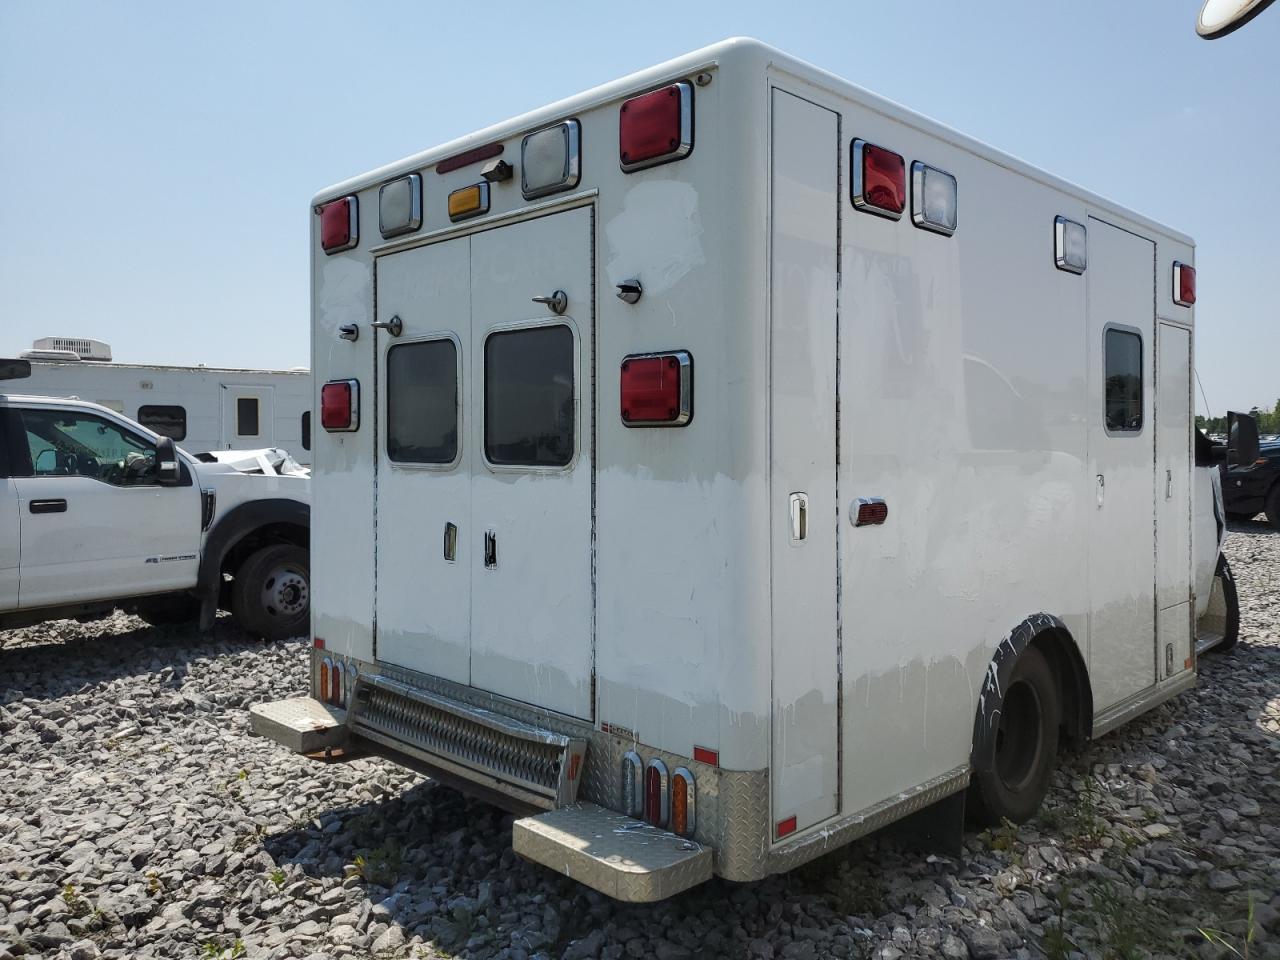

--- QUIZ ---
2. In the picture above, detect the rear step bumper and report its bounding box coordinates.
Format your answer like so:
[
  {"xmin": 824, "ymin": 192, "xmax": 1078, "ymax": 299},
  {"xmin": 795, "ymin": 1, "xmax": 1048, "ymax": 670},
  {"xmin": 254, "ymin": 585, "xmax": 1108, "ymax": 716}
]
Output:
[
  {"xmin": 514, "ymin": 802, "xmax": 712, "ymax": 902},
  {"xmin": 347, "ymin": 674, "xmax": 588, "ymax": 811}
]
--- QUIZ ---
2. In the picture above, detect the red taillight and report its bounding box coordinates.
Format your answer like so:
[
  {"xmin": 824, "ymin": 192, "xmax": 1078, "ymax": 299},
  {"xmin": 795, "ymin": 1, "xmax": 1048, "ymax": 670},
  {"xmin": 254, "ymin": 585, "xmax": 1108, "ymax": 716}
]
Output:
[
  {"xmin": 671, "ymin": 767, "xmax": 695, "ymax": 837},
  {"xmin": 1174, "ymin": 261, "xmax": 1196, "ymax": 306},
  {"xmin": 330, "ymin": 662, "xmax": 344, "ymax": 707},
  {"xmin": 855, "ymin": 498, "xmax": 888, "ymax": 526},
  {"xmin": 777, "ymin": 815, "xmax": 798, "ymax": 839},
  {"xmin": 313, "ymin": 636, "xmax": 325, "ymax": 649},
  {"xmin": 620, "ymin": 352, "xmax": 692, "ymax": 426},
  {"xmin": 692, "ymin": 746, "xmax": 718, "ymax": 767},
  {"xmin": 318, "ymin": 656, "xmax": 331, "ymax": 701},
  {"xmin": 620, "ymin": 82, "xmax": 693, "ymax": 172},
  {"xmin": 852, "ymin": 140, "xmax": 906, "ymax": 219},
  {"xmin": 321, "ymin": 379, "xmax": 359, "ymax": 432},
  {"xmin": 644, "ymin": 759, "xmax": 669, "ymax": 827},
  {"xmin": 319, "ymin": 196, "xmax": 358, "ymax": 254}
]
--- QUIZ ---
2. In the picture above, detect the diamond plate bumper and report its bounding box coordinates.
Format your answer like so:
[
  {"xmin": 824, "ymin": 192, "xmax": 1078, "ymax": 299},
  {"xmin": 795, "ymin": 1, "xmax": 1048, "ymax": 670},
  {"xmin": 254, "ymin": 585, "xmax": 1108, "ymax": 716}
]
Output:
[
  {"xmin": 513, "ymin": 802, "xmax": 712, "ymax": 902},
  {"xmin": 249, "ymin": 697, "xmax": 348, "ymax": 754}
]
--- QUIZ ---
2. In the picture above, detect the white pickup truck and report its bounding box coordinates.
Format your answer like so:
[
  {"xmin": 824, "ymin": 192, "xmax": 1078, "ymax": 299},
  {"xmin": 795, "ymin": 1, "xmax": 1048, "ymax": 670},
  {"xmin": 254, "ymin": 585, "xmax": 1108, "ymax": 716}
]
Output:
[{"xmin": 1, "ymin": 358, "xmax": 310, "ymax": 640}]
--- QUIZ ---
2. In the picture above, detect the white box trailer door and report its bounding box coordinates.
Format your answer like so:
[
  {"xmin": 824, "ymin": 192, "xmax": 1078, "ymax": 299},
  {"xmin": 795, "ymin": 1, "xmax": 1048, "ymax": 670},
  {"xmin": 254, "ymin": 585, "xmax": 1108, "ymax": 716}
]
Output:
[
  {"xmin": 769, "ymin": 90, "xmax": 840, "ymax": 837},
  {"xmin": 1087, "ymin": 218, "xmax": 1157, "ymax": 712},
  {"xmin": 220, "ymin": 385, "xmax": 275, "ymax": 449},
  {"xmin": 373, "ymin": 209, "xmax": 595, "ymax": 721}
]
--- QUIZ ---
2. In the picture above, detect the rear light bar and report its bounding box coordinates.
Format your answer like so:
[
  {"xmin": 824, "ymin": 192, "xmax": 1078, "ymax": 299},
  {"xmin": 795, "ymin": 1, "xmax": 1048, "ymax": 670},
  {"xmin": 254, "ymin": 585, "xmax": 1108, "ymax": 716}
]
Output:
[
  {"xmin": 319, "ymin": 196, "xmax": 358, "ymax": 254},
  {"xmin": 436, "ymin": 141, "xmax": 503, "ymax": 175},
  {"xmin": 620, "ymin": 351, "xmax": 692, "ymax": 426},
  {"xmin": 1054, "ymin": 216, "xmax": 1088, "ymax": 274},
  {"xmin": 321, "ymin": 379, "xmax": 359, "ymax": 432},
  {"xmin": 851, "ymin": 140, "xmax": 906, "ymax": 219},
  {"xmin": 620, "ymin": 82, "xmax": 694, "ymax": 172},
  {"xmin": 1173, "ymin": 261, "xmax": 1196, "ymax": 306}
]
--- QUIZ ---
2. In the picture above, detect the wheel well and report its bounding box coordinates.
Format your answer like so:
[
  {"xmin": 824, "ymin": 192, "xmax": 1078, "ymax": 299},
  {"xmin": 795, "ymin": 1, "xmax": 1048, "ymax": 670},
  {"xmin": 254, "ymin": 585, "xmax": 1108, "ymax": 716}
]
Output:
[
  {"xmin": 1030, "ymin": 628, "xmax": 1093, "ymax": 749},
  {"xmin": 219, "ymin": 522, "xmax": 309, "ymax": 579}
]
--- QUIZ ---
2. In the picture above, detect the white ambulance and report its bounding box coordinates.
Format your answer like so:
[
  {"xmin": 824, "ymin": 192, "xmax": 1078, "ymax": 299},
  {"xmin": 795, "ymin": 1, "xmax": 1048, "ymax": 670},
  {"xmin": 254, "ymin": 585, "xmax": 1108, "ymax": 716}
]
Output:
[
  {"xmin": 17, "ymin": 337, "xmax": 313, "ymax": 465},
  {"xmin": 254, "ymin": 39, "xmax": 1255, "ymax": 901}
]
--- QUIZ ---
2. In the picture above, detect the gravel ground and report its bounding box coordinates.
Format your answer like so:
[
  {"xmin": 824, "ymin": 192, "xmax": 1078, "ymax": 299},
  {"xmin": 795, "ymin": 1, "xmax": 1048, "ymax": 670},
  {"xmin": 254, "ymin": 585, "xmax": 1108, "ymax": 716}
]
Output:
[{"xmin": 1, "ymin": 523, "xmax": 1277, "ymax": 960}]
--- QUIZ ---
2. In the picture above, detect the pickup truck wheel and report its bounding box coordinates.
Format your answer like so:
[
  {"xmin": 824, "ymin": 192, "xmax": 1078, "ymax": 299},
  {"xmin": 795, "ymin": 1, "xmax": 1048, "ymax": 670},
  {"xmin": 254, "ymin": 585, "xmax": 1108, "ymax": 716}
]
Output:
[
  {"xmin": 968, "ymin": 645, "xmax": 1061, "ymax": 826},
  {"xmin": 231, "ymin": 544, "xmax": 309, "ymax": 641},
  {"xmin": 1206, "ymin": 555, "xmax": 1240, "ymax": 654},
  {"xmin": 134, "ymin": 596, "xmax": 200, "ymax": 627}
]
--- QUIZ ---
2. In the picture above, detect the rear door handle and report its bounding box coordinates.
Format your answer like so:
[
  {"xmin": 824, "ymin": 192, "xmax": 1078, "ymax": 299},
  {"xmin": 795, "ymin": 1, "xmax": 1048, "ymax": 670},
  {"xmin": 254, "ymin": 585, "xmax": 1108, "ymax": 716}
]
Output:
[
  {"xmin": 484, "ymin": 530, "xmax": 497, "ymax": 568},
  {"xmin": 30, "ymin": 499, "xmax": 67, "ymax": 514}
]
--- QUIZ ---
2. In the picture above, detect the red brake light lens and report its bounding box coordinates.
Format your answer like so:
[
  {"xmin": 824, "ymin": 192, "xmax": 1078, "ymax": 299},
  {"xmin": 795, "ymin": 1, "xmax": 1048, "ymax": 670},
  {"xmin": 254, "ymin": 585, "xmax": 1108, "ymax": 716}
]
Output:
[
  {"xmin": 852, "ymin": 140, "xmax": 906, "ymax": 219},
  {"xmin": 1174, "ymin": 261, "xmax": 1196, "ymax": 306},
  {"xmin": 321, "ymin": 379, "xmax": 359, "ymax": 432},
  {"xmin": 643, "ymin": 759, "xmax": 669, "ymax": 827},
  {"xmin": 619, "ymin": 82, "xmax": 693, "ymax": 172},
  {"xmin": 620, "ymin": 352, "xmax": 692, "ymax": 426},
  {"xmin": 319, "ymin": 196, "xmax": 358, "ymax": 253}
]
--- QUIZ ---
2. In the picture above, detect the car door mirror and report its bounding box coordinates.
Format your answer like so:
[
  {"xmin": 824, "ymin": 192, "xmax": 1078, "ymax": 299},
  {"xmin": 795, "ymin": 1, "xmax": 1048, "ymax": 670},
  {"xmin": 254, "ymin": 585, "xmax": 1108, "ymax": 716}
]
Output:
[
  {"xmin": 1227, "ymin": 411, "xmax": 1260, "ymax": 468},
  {"xmin": 156, "ymin": 437, "xmax": 181, "ymax": 486},
  {"xmin": 0, "ymin": 359, "xmax": 31, "ymax": 381}
]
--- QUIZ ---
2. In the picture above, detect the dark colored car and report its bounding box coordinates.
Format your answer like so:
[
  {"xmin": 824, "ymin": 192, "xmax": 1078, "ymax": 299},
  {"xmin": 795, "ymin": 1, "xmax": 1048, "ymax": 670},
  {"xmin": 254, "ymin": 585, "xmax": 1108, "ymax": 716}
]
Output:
[{"xmin": 1224, "ymin": 440, "xmax": 1280, "ymax": 530}]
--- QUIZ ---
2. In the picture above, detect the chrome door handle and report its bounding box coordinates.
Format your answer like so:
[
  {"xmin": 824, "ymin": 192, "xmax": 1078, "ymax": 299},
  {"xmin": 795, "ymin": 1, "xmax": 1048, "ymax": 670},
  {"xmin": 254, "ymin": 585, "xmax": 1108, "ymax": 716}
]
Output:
[
  {"xmin": 789, "ymin": 492, "xmax": 808, "ymax": 542},
  {"xmin": 531, "ymin": 290, "xmax": 567, "ymax": 315},
  {"xmin": 443, "ymin": 522, "xmax": 457, "ymax": 562},
  {"xmin": 1096, "ymin": 474, "xmax": 1105, "ymax": 508},
  {"xmin": 484, "ymin": 530, "xmax": 498, "ymax": 568},
  {"xmin": 1166, "ymin": 468, "xmax": 1173, "ymax": 500},
  {"xmin": 371, "ymin": 315, "xmax": 403, "ymax": 337}
]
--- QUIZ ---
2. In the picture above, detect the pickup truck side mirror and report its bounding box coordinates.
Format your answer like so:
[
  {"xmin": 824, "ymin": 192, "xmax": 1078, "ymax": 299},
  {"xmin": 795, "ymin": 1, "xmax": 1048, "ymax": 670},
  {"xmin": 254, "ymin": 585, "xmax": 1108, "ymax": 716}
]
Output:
[
  {"xmin": 156, "ymin": 437, "xmax": 181, "ymax": 486},
  {"xmin": 0, "ymin": 358, "xmax": 31, "ymax": 381},
  {"xmin": 1227, "ymin": 411, "xmax": 1260, "ymax": 468}
]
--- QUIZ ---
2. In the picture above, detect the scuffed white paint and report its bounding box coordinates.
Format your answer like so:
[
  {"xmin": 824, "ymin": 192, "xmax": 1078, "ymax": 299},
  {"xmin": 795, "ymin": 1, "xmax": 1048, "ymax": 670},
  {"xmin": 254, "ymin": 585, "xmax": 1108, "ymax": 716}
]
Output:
[{"xmin": 605, "ymin": 181, "xmax": 705, "ymax": 296}]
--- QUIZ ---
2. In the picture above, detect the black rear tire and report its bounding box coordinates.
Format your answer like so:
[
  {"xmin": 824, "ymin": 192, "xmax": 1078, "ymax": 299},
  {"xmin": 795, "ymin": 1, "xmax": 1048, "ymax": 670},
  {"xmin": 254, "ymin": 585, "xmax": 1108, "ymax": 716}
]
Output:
[
  {"xmin": 1225, "ymin": 511, "xmax": 1255, "ymax": 522},
  {"xmin": 1207, "ymin": 554, "xmax": 1240, "ymax": 654},
  {"xmin": 231, "ymin": 544, "xmax": 310, "ymax": 641},
  {"xmin": 968, "ymin": 645, "xmax": 1061, "ymax": 826}
]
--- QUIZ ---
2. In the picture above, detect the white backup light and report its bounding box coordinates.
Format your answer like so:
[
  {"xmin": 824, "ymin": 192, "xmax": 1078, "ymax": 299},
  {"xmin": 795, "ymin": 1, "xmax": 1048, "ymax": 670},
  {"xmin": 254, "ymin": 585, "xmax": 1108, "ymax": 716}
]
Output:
[
  {"xmin": 1054, "ymin": 216, "xmax": 1087, "ymax": 274},
  {"xmin": 910, "ymin": 162, "xmax": 958, "ymax": 236},
  {"xmin": 521, "ymin": 120, "xmax": 581, "ymax": 200},
  {"xmin": 379, "ymin": 173, "xmax": 422, "ymax": 239}
]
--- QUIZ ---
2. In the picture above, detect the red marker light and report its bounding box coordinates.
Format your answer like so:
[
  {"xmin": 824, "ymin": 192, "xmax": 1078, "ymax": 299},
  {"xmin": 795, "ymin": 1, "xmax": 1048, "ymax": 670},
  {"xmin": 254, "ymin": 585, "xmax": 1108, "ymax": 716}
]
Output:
[
  {"xmin": 692, "ymin": 746, "xmax": 719, "ymax": 766},
  {"xmin": 620, "ymin": 82, "xmax": 693, "ymax": 172},
  {"xmin": 319, "ymin": 197, "xmax": 358, "ymax": 253},
  {"xmin": 1174, "ymin": 261, "xmax": 1196, "ymax": 306},
  {"xmin": 776, "ymin": 815, "xmax": 798, "ymax": 839},
  {"xmin": 852, "ymin": 140, "xmax": 906, "ymax": 219},
  {"xmin": 321, "ymin": 379, "xmax": 359, "ymax": 432},
  {"xmin": 854, "ymin": 499, "xmax": 889, "ymax": 527},
  {"xmin": 620, "ymin": 352, "xmax": 692, "ymax": 426}
]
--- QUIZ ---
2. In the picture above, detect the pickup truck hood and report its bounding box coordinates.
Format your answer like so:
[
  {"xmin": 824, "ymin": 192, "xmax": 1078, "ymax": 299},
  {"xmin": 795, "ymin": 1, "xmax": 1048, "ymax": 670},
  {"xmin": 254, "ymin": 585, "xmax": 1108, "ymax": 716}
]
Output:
[{"xmin": 194, "ymin": 447, "xmax": 310, "ymax": 477}]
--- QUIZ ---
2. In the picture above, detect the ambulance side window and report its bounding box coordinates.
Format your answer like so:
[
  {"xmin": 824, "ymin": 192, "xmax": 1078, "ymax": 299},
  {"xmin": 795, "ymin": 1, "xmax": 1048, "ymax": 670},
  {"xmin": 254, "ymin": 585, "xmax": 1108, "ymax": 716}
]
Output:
[
  {"xmin": 387, "ymin": 339, "xmax": 459, "ymax": 464},
  {"xmin": 1104, "ymin": 328, "xmax": 1143, "ymax": 433},
  {"xmin": 485, "ymin": 326, "xmax": 574, "ymax": 467}
]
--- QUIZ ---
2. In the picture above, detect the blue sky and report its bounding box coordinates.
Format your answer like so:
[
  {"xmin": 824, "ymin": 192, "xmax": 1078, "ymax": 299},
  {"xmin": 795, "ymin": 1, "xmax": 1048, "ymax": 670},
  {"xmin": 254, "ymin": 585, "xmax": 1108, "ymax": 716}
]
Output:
[{"xmin": 1, "ymin": 1, "xmax": 1275, "ymax": 416}]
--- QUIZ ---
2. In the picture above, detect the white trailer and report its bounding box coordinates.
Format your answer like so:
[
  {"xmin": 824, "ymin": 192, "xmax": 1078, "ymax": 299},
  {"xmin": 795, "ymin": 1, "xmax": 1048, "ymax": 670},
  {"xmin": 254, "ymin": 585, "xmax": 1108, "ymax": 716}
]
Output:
[
  {"xmin": 254, "ymin": 39, "xmax": 1250, "ymax": 901},
  {"xmin": 16, "ymin": 339, "xmax": 312, "ymax": 464}
]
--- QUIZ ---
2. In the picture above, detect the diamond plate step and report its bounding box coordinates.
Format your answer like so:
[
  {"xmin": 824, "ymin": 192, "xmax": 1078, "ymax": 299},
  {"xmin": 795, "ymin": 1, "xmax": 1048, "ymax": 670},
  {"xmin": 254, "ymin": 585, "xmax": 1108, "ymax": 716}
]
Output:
[
  {"xmin": 514, "ymin": 802, "xmax": 712, "ymax": 902},
  {"xmin": 250, "ymin": 697, "xmax": 347, "ymax": 754}
]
